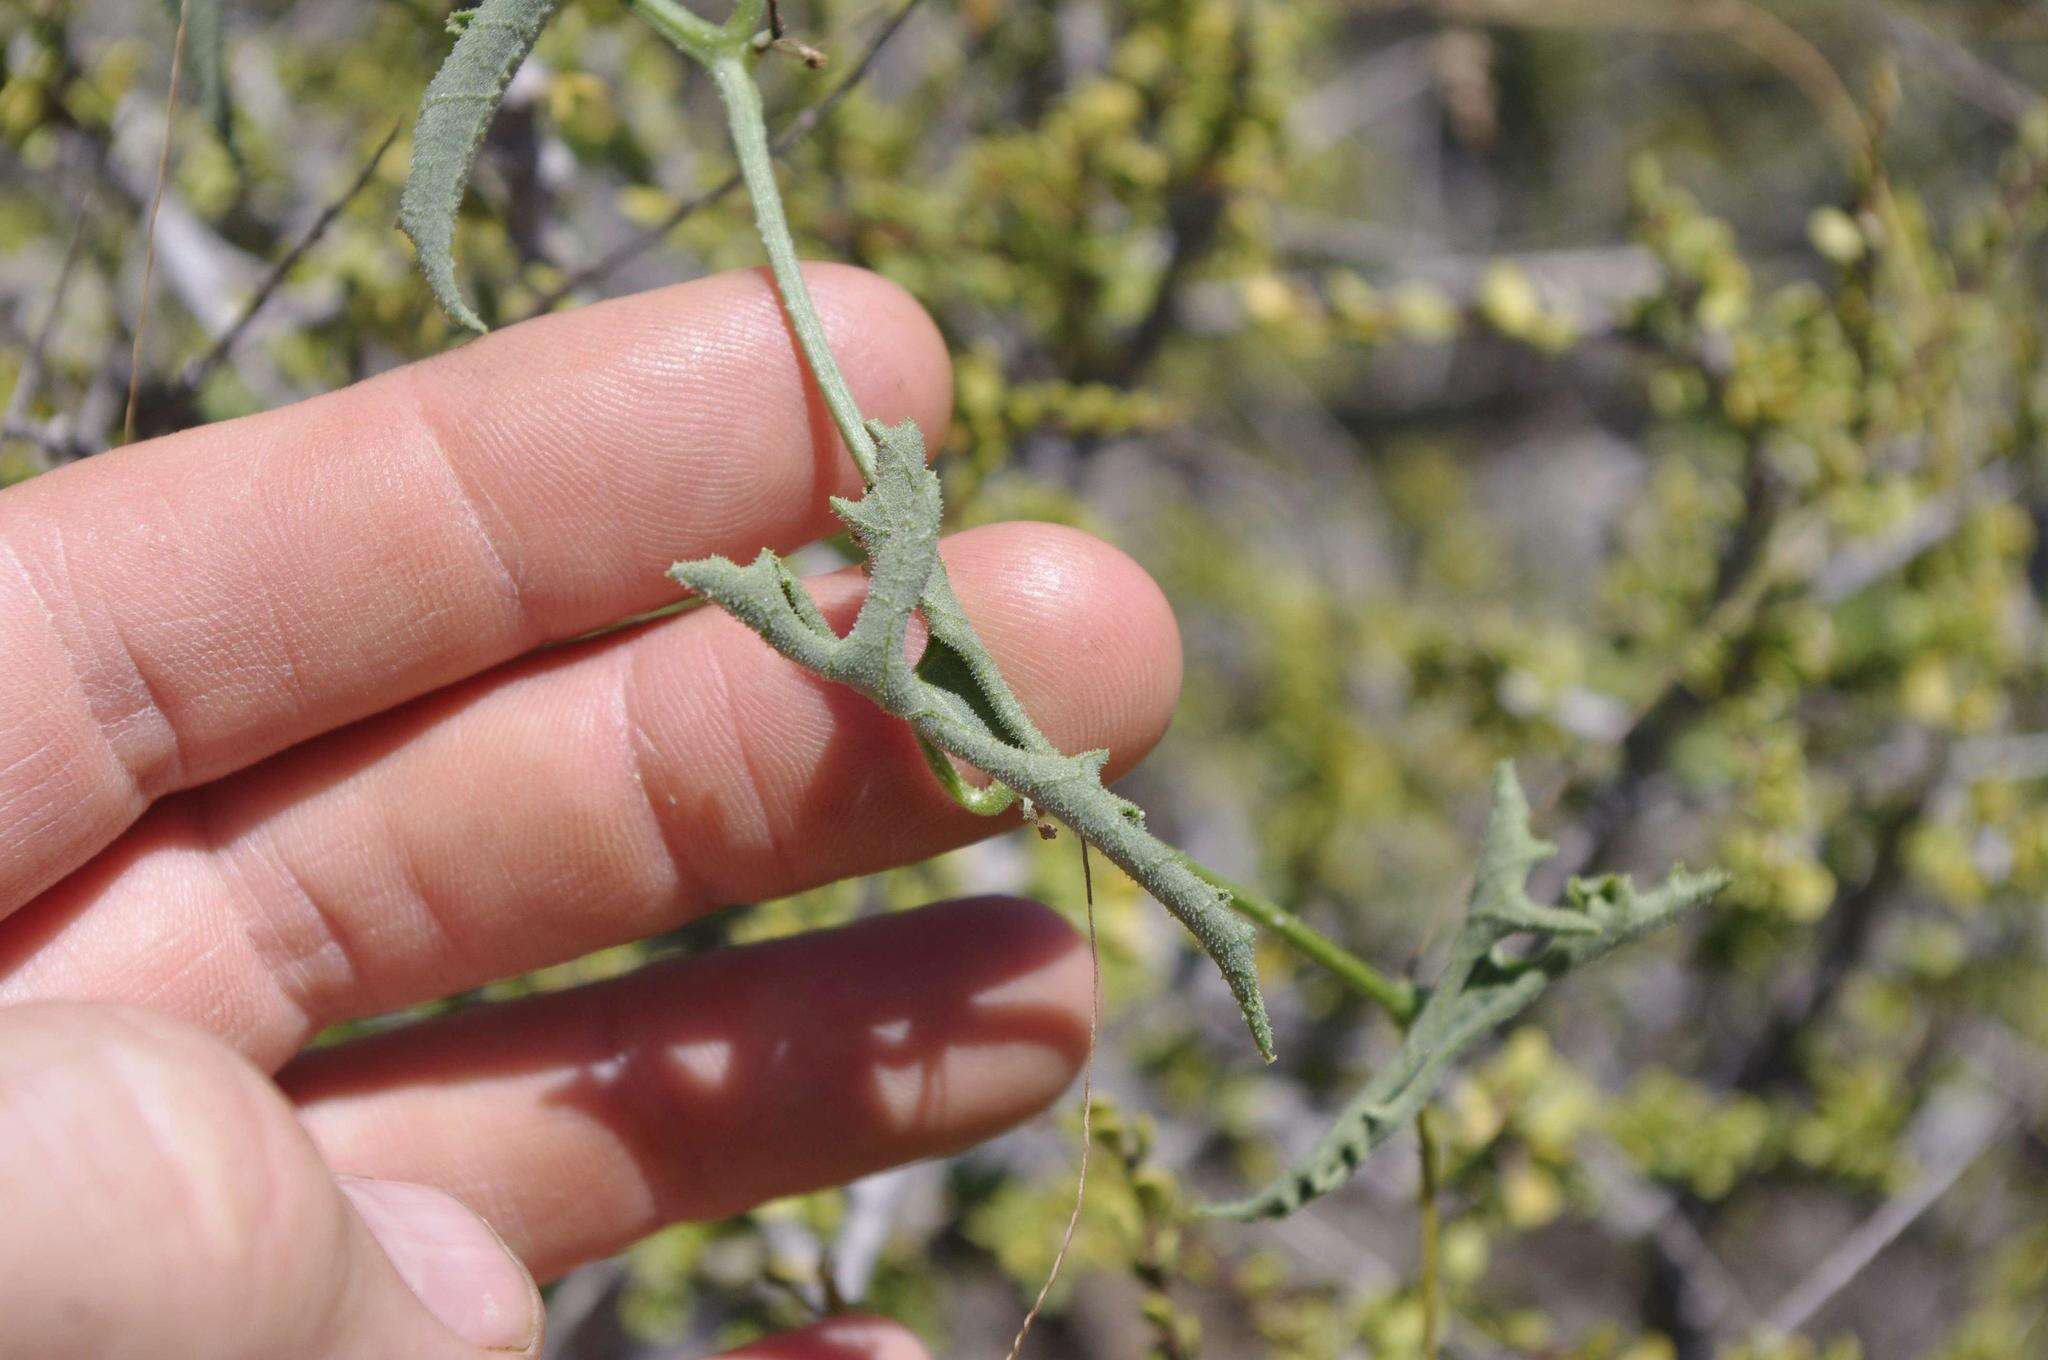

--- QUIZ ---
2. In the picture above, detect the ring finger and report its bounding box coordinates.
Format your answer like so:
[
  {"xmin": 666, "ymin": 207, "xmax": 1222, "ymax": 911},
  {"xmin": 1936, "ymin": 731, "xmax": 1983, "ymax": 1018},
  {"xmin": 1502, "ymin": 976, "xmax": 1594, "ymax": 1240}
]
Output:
[{"xmin": 284, "ymin": 896, "xmax": 1091, "ymax": 1281}]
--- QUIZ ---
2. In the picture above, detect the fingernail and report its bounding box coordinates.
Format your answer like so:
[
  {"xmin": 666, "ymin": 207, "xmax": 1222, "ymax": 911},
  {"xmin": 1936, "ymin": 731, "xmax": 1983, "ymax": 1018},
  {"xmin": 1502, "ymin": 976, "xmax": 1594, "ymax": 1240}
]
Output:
[{"xmin": 340, "ymin": 1176, "xmax": 541, "ymax": 1353}]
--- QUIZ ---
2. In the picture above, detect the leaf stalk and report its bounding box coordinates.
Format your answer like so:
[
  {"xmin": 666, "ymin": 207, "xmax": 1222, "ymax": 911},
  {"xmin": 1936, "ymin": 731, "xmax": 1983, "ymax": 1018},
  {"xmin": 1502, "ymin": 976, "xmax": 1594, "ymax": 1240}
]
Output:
[{"xmin": 1185, "ymin": 860, "xmax": 1420, "ymax": 1023}]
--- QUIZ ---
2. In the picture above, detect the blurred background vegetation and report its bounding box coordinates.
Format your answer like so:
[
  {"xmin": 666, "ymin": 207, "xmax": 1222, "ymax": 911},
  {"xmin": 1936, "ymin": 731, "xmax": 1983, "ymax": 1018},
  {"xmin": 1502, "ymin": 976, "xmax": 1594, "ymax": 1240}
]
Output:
[{"xmin": 7, "ymin": 0, "xmax": 2048, "ymax": 1356}]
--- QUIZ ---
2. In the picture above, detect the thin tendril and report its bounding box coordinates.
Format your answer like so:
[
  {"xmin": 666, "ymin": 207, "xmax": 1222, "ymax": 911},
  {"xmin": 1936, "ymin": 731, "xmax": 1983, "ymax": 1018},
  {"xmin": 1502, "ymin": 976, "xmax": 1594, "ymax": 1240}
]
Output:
[
  {"xmin": 1005, "ymin": 835, "xmax": 1100, "ymax": 1360},
  {"xmin": 1418, "ymin": 1106, "xmax": 1442, "ymax": 1359},
  {"xmin": 126, "ymin": 0, "xmax": 192, "ymax": 445}
]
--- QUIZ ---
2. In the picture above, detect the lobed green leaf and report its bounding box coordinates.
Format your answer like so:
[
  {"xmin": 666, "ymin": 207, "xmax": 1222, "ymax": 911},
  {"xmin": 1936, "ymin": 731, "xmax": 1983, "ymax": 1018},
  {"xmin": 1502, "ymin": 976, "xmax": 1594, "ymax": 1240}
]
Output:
[
  {"xmin": 1203, "ymin": 764, "xmax": 1726, "ymax": 1220},
  {"xmin": 399, "ymin": 0, "xmax": 565, "ymax": 332}
]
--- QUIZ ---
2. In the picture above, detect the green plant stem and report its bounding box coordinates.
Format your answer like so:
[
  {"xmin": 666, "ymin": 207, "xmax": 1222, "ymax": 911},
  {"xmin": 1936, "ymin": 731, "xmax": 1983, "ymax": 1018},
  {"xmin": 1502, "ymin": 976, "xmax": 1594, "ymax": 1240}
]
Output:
[
  {"xmin": 635, "ymin": 0, "xmax": 1417, "ymax": 1028},
  {"xmin": 1203, "ymin": 768, "xmax": 1725, "ymax": 1220},
  {"xmin": 706, "ymin": 51, "xmax": 879, "ymax": 483},
  {"xmin": 630, "ymin": 0, "xmax": 878, "ymax": 483},
  {"xmin": 628, "ymin": 0, "xmax": 725, "ymax": 55},
  {"xmin": 1187, "ymin": 861, "xmax": 1419, "ymax": 1023}
]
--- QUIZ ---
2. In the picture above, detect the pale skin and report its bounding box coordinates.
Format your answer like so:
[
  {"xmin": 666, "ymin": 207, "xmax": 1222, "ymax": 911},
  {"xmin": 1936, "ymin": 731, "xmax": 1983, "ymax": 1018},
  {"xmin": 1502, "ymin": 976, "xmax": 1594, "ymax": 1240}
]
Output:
[{"xmin": 0, "ymin": 265, "xmax": 1185, "ymax": 1358}]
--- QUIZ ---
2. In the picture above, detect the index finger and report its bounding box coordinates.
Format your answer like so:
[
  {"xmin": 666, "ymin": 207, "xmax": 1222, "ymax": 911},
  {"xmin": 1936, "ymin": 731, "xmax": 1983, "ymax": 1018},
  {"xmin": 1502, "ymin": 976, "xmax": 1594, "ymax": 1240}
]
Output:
[{"xmin": 0, "ymin": 265, "xmax": 951, "ymax": 914}]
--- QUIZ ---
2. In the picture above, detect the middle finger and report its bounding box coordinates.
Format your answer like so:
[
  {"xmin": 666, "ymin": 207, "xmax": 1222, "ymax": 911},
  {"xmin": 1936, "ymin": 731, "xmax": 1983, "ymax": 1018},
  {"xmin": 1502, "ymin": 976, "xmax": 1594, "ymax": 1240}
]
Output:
[{"xmin": 0, "ymin": 522, "xmax": 1180, "ymax": 1069}]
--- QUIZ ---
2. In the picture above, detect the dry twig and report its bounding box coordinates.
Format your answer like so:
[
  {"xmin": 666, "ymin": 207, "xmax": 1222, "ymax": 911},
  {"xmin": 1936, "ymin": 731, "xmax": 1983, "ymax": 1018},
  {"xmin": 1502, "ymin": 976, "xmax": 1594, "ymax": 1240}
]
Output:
[{"xmin": 125, "ymin": 0, "xmax": 193, "ymax": 444}]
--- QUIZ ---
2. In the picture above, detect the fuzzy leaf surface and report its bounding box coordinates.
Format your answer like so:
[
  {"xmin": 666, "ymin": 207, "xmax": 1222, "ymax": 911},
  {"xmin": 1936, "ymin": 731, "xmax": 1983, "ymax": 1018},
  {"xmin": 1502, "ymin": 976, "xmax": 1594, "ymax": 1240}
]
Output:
[
  {"xmin": 1204, "ymin": 764, "xmax": 1725, "ymax": 1219},
  {"xmin": 399, "ymin": 0, "xmax": 563, "ymax": 331}
]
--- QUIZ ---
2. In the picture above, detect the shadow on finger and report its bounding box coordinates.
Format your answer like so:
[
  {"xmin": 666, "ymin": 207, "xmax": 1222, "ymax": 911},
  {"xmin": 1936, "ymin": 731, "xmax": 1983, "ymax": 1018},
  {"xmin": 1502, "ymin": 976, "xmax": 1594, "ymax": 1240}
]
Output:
[{"xmin": 286, "ymin": 896, "xmax": 1092, "ymax": 1278}]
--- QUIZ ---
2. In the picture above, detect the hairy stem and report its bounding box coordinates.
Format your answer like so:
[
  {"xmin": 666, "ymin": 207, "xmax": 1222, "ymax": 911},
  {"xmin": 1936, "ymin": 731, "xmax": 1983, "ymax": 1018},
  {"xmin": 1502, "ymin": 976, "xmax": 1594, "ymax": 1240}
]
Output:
[
  {"xmin": 627, "ymin": 0, "xmax": 724, "ymax": 53},
  {"xmin": 706, "ymin": 51, "xmax": 879, "ymax": 482},
  {"xmin": 1187, "ymin": 860, "xmax": 1418, "ymax": 1022},
  {"xmin": 629, "ymin": 0, "xmax": 875, "ymax": 481}
]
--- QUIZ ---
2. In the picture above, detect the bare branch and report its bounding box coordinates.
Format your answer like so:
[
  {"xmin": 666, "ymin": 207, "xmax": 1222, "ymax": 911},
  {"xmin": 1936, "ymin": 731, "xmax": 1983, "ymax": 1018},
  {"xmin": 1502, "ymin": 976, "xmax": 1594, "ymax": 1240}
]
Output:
[
  {"xmin": 1, "ymin": 416, "xmax": 91, "ymax": 464},
  {"xmin": 1, "ymin": 181, "xmax": 93, "ymax": 470},
  {"xmin": 171, "ymin": 119, "xmax": 405, "ymax": 400},
  {"xmin": 1759, "ymin": 1084, "xmax": 2009, "ymax": 1337},
  {"xmin": 1580, "ymin": 1137, "xmax": 1760, "ymax": 1335},
  {"xmin": 1869, "ymin": 5, "xmax": 2040, "ymax": 125}
]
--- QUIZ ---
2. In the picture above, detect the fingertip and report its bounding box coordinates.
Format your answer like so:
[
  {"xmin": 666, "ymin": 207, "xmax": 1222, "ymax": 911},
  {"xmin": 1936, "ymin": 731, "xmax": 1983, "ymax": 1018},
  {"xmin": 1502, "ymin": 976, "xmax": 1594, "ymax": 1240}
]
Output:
[
  {"xmin": 339, "ymin": 1176, "xmax": 540, "ymax": 1355},
  {"xmin": 713, "ymin": 1313, "xmax": 931, "ymax": 1360},
  {"xmin": 919, "ymin": 893, "xmax": 1095, "ymax": 1034},
  {"xmin": 936, "ymin": 521, "xmax": 1185, "ymax": 778}
]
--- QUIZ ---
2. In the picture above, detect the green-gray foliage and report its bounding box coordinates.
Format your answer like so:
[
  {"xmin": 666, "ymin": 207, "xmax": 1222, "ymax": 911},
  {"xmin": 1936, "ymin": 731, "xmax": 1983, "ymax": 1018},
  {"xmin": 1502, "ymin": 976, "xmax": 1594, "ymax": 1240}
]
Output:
[
  {"xmin": 15, "ymin": 0, "xmax": 2048, "ymax": 1352},
  {"xmin": 1206, "ymin": 764, "xmax": 1726, "ymax": 1219},
  {"xmin": 396, "ymin": 0, "xmax": 1721, "ymax": 1212},
  {"xmin": 398, "ymin": 0, "xmax": 564, "ymax": 332}
]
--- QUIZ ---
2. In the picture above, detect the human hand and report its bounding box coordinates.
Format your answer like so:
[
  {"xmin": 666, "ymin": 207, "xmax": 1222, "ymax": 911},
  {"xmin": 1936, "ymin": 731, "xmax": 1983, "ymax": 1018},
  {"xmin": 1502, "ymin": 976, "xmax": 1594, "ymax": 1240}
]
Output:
[{"xmin": 0, "ymin": 267, "xmax": 1183, "ymax": 1358}]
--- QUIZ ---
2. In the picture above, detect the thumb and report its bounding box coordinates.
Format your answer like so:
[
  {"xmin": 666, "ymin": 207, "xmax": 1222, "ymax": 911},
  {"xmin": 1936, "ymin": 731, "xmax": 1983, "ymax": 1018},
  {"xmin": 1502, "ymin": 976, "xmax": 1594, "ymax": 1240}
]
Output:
[{"xmin": 0, "ymin": 1003, "xmax": 540, "ymax": 1360}]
